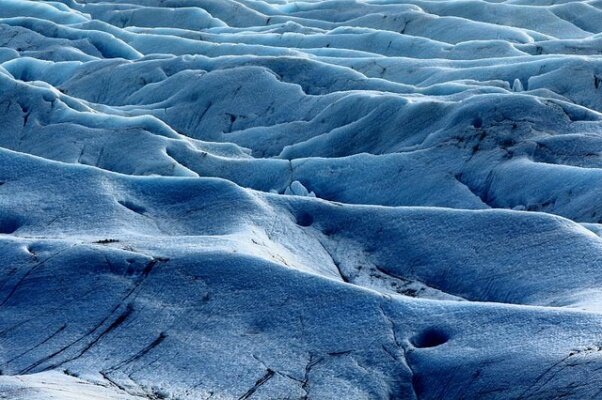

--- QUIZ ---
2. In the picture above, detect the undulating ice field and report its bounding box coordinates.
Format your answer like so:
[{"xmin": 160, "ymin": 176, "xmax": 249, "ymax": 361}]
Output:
[{"xmin": 2, "ymin": 0, "xmax": 602, "ymax": 398}]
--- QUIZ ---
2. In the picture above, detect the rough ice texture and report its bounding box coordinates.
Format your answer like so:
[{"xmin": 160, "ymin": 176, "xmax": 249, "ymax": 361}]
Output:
[{"xmin": 1, "ymin": 0, "xmax": 602, "ymax": 399}]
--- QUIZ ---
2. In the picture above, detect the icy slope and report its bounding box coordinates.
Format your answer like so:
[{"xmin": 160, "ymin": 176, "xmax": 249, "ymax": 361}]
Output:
[{"xmin": 2, "ymin": 0, "xmax": 602, "ymax": 399}]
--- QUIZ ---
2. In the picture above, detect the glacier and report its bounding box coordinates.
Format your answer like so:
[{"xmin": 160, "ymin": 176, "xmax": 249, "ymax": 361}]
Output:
[{"xmin": 2, "ymin": 0, "xmax": 602, "ymax": 399}]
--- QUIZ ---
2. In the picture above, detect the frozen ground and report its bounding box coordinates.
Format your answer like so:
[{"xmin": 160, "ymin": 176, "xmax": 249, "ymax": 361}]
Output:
[{"xmin": 1, "ymin": 0, "xmax": 602, "ymax": 399}]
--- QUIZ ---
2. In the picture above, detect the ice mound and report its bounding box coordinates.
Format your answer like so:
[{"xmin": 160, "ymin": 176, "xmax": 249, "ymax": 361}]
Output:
[{"xmin": 2, "ymin": 0, "xmax": 602, "ymax": 399}]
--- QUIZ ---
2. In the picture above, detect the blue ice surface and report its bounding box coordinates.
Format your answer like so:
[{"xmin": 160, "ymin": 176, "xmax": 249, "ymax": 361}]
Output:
[{"xmin": 1, "ymin": 0, "xmax": 602, "ymax": 399}]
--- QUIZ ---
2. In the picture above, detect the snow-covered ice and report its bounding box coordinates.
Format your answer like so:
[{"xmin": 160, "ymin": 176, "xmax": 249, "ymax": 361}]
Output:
[{"xmin": 2, "ymin": 0, "xmax": 602, "ymax": 398}]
